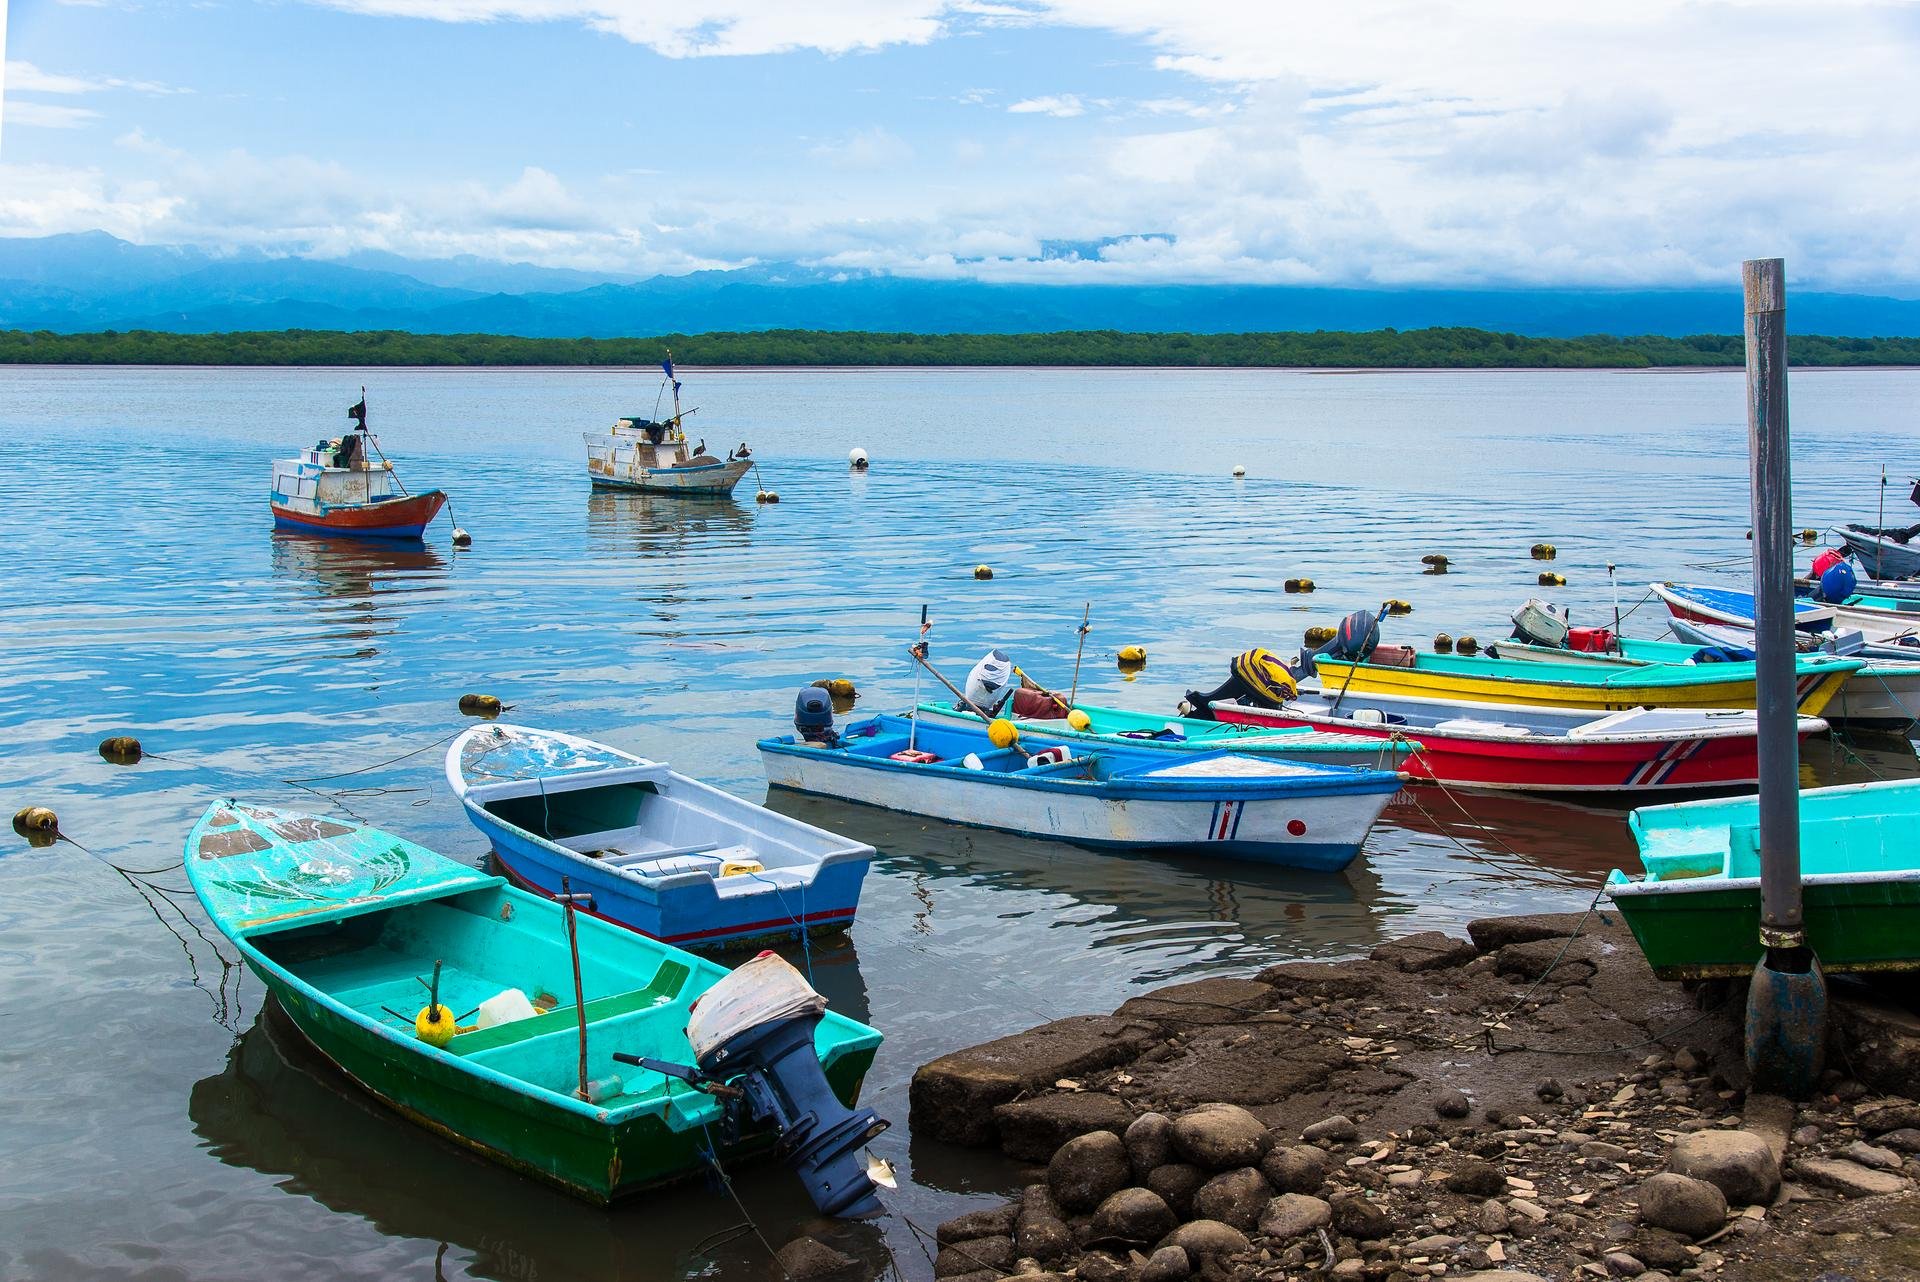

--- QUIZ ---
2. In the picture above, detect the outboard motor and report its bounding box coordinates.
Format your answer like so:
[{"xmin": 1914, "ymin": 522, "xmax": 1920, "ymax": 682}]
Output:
[
  {"xmin": 1815, "ymin": 560, "xmax": 1858, "ymax": 603},
  {"xmin": 617, "ymin": 953, "xmax": 889, "ymax": 1218},
  {"xmin": 964, "ymin": 648, "xmax": 1016, "ymax": 715},
  {"xmin": 1180, "ymin": 646, "xmax": 1300, "ymax": 720},
  {"xmin": 1511, "ymin": 598, "xmax": 1571, "ymax": 648},
  {"xmin": 794, "ymin": 687, "xmax": 839, "ymax": 746}
]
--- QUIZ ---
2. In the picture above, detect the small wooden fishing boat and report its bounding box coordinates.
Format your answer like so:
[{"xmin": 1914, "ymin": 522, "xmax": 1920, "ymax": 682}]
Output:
[
  {"xmin": 912, "ymin": 699, "xmax": 1416, "ymax": 770},
  {"xmin": 1606, "ymin": 778, "xmax": 1920, "ymax": 979},
  {"xmin": 184, "ymin": 802, "xmax": 884, "ymax": 1208},
  {"xmin": 270, "ymin": 396, "xmax": 446, "ymax": 539},
  {"xmin": 1657, "ymin": 578, "xmax": 1920, "ymax": 647},
  {"xmin": 1308, "ymin": 645, "xmax": 1859, "ymax": 715},
  {"xmin": 1660, "ymin": 620, "xmax": 1920, "ymax": 733},
  {"xmin": 759, "ymin": 713, "xmax": 1404, "ymax": 872},
  {"xmin": 584, "ymin": 356, "xmax": 753, "ymax": 496},
  {"xmin": 1649, "ymin": 581, "xmax": 1834, "ymax": 632},
  {"xmin": 1836, "ymin": 524, "xmax": 1920, "ymax": 580},
  {"xmin": 447, "ymin": 724, "xmax": 872, "ymax": 949},
  {"xmin": 1210, "ymin": 688, "xmax": 1824, "ymax": 794}
]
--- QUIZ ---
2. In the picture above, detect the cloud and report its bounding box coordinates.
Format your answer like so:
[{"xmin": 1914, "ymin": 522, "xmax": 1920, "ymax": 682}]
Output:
[
  {"xmin": 5, "ymin": 102, "xmax": 103, "ymax": 129},
  {"xmin": 1008, "ymin": 94, "xmax": 1084, "ymax": 117},
  {"xmin": 4, "ymin": 59, "xmax": 189, "ymax": 97},
  {"xmin": 307, "ymin": 0, "xmax": 954, "ymax": 57},
  {"xmin": 808, "ymin": 127, "xmax": 914, "ymax": 170}
]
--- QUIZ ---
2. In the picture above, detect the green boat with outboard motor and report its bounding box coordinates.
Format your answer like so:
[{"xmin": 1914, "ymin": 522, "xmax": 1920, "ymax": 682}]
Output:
[
  {"xmin": 183, "ymin": 801, "xmax": 886, "ymax": 1211},
  {"xmin": 1604, "ymin": 778, "xmax": 1920, "ymax": 979}
]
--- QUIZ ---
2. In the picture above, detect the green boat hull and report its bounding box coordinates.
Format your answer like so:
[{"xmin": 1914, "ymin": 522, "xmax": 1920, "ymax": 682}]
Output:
[
  {"xmin": 261, "ymin": 968, "xmax": 876, "ymax": 1201},
  {"xmin": 1609, "ymin": 880, "xmax": 1920, "ymax": 980}
]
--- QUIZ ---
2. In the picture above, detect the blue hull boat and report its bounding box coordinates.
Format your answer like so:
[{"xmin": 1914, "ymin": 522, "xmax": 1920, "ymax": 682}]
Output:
[
  {"xmin": 759, "ymin": 714, "xmax": 1404, "ymax": 872},
  {"xmin": 448, "ymin": 725, "xmax": 873, "ymax": 950}
]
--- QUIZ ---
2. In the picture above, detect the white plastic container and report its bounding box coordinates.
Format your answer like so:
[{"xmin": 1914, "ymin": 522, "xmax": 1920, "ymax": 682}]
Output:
[{"xmin": 476, "ymin": 987, "xmax": 538, "ymax": 1029}]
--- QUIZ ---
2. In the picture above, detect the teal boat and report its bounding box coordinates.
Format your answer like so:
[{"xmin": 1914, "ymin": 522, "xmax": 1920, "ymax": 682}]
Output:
[
  {"xmin": 184, "ymin": 802, "xmax": 884, "ymax": 1207},
  {"xmin": 1605, "ymin": 779, "xmax": 1920, "ymax": 979},
  {"xmin": 912, "ymin": 699, "xmax": 1415, "ymax": 770}
]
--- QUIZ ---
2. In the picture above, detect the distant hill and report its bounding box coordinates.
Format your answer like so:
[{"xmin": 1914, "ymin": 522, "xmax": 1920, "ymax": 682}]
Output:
[{"xmin": 3, "ymin": 232, "xmax": 1919, "ymax": 339}]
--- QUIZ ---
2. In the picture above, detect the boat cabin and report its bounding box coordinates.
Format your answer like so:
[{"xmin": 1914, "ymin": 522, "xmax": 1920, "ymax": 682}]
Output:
[{"xmin": 272, "ymin": 436, "xmax": 407, "ymax": 509}]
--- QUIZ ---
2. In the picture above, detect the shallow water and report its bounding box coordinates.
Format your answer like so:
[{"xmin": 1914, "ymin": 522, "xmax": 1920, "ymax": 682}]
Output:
[{"xmin": 1, "ymin": 365, "xmax": 1916, "ymax": 1281}]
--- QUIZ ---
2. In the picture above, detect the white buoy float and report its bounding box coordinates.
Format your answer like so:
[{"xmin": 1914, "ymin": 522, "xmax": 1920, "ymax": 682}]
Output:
[
  {"xmin": 849, "ymin": 448, "xmax": 870, "ymax": 471},
  {"xmin": 1232, "ymin": 464, "xmax": 1247, "ymax": 477}
]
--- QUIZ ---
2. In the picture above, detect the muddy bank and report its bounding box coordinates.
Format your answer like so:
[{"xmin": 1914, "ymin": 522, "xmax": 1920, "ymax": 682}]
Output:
[{"xmin": 887, "ymin": 909, "xmax": 1920, "ymax": 1282}]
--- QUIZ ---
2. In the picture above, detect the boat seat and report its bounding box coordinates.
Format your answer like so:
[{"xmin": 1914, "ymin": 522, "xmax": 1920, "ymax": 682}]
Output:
[
  {"xmin": 1019, "ymin": 755, "xmax": 1097, "ymax": 777},
  {"xmin": 600, "ymin": 841, "xmax": 722, "ymax": 868},
  {"xmin": 449, "ymin": 961, "xmax": 692, "ymax": 1056},
  {"xmin": 1434, "ymin": 718, "xmax": 1531, "ymax": 737}
]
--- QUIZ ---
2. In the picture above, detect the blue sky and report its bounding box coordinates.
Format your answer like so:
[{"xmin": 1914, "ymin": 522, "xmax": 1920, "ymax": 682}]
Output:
[{"xmin": 4, "ymin": 1, "xmax": 1920, "ymax": 289}]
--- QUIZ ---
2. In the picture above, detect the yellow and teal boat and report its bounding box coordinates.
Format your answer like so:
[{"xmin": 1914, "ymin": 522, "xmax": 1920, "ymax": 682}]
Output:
[
  {"xmin": 1310, "ymin": 647, "xmax": 1860, "ymax": 714},
  {"xmin": 1606, "ymin": 779, "xmax": 1920, "ymax": 979},
  {"xmin": 184, "ymin": 802, "xmax": 884, "ymax": 1209}
]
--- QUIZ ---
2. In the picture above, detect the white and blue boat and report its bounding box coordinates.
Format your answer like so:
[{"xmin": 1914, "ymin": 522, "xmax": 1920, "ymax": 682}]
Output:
[
  {"xmin": 447, "ymin": 724, "xmax": 873, "ymax": 950},
  {"xmin": 757, "ymin": 713, "xmax": 1404, "ymax": 872}
]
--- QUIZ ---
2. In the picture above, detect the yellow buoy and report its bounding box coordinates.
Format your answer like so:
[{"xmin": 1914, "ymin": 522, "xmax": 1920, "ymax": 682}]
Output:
[
  {"xmin": 1385, "ymin": 599, "xmax": 1413, "ymax": 615},
  {"xmin": 755, "ymin": 490, "xmax": 771, "ymax": 503},
  {"xmin": 1531, "ymin": 543, "xmax": 1557, "ymax": 560},
  {"xmin": 458, "ymin": 693, "xmax": 503, "ymax": 717},
  {"xmin": 1801, "ymin": 529, "xmax": 1819, "ymax": 544},
  {"xmin": 987, "ymin": 718, "xmax": 1019, "ymax": 749},
  {"xmin": 1117, "ymin": 644, "xmax": 1147, "ymax": 665},
  {"xmin": 1066, "ymin": 709, "xmax": 1092, "ymax": 731},
  {"xmin": 1539, "ymin": 571, "xmax": 1567, "ymax": 587},
  {"xmin": 813, "ymin": 677, "xmax": 857, "ymax": 699},
  {"xmin": 415, "ymin": 1004, "xmax": 458, "ymax": 1047},
  {"xmin": 763, "ymin": 492, "xmax": 780, "ymax": 504},
  {"xmin": 973, "ymin": 565, "xmax": 993, "ymax": 580},
  {"xmin": 1304, "ymin": 625, "xmax": 1336, "ymax": 647},
  {"xmin": 1421, "ymin": 554, "xmax": 1449, "ymax": 570},
  {"xmin": 1456, "ymin": 634, "xmax": 1479, "ymax": 654},
  {"xmin": 98, "ymin": 736, "xmax": 143, "ymax": 765},
  {"xmin": 1284, "ymin": 578, "xmax": 1316, "ymax": 594},
  {"xmin": 13, "ymin": 806, "xmax": 58, "ymax": 838},
  {"xmin": 1433, "ymin": 632, "xmax": 1454, "ymax": 653}
]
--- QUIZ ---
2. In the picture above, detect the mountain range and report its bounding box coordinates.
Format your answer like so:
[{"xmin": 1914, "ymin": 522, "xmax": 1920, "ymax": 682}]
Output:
[{"xmin": 4, "ymin": 232, "xmax": 1919, "ymax": 338}]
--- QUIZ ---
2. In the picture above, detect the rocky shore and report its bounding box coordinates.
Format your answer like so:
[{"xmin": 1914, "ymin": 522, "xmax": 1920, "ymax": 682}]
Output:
[{"xmin": 880, "ymin": 909, "xmax": 1920, "ymax": 1282}]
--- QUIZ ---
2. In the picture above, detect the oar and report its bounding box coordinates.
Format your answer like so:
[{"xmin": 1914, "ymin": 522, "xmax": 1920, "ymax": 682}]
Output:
[
  {"xmin": 910, "ymin": 644, "xmax": 999, "ymax": 723},
  {"xmin": 1068, "ymin": 603, "xmax": 1092, "ymax": 704}
]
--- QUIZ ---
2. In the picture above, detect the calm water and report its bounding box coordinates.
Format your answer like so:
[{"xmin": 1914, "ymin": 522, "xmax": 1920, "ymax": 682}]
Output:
[{"xmin": 2, "ymin": 365, "xmax": 1916, "ymax": 1282}]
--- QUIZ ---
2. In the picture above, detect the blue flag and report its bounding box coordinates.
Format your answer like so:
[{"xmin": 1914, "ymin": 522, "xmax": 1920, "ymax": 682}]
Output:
[{"xmin": 662, "ymin": 357, "xmax": 674, "ymax": 378}]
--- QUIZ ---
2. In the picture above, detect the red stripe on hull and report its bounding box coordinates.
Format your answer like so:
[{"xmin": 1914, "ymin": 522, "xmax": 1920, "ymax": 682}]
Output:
[
  {"xmin": 271, "ymin": 490, "xmax": 447, "ymax": 534},
  {"xmin": 1212, "ymin": 706, "xmax": 1795, "ymax": 793}
]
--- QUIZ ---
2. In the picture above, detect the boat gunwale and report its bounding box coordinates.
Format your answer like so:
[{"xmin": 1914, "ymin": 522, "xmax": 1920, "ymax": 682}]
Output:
[{"xmin": 1220, "ymin": 700, "xmax": 1826, "ymax": 747}]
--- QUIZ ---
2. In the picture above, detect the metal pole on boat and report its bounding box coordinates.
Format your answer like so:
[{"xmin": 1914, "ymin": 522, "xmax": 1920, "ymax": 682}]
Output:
[
  {"xmin": 909, "ymin": 605, "xmax": 928, "ymax": 753},
  {"xmin": 1068, "ymin": 602, "xmax": 1092, "ymax": 706},
  {"xmin": 561, "ymin": 875, "xmax": 592, "ymax": 1100},
  {"xmin": 1876, "ymin": 465, "xmax": 1887, "ymax": 580},
  {"xmin": 1742, "ymin": 257, "xmax": 1825, "ymax": 1098}
]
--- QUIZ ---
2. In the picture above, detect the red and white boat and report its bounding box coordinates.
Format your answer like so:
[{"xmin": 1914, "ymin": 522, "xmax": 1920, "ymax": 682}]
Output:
[
  {"xmin": 1209, "ymin": 687, "xmax": 1827, "ymax": 795},
  {"xmin": 270, "ymin": 394, "xmax": 448, "ymax": 540}
]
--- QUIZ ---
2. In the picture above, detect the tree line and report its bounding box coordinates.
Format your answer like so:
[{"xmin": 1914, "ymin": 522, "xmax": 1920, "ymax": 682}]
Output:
[{"xmin": 1, "ymin": 326, "xmax": 1916, "ymax": 368}]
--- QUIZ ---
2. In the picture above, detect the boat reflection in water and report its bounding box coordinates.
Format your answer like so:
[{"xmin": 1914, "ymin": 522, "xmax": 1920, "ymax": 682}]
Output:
[
  {"xmin": 267, "ymin": 532, "xmax": 451, "ymax": 660},
  {"xmin": 585, "ymin": 490, "xmax": 754, "ymax": 557},
  {"xmin": 190, "ymin": 998, "xmax": 890, "ymax": 1282}
]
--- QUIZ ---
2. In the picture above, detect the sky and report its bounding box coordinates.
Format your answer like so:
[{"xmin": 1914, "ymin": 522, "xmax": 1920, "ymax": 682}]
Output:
[{"xmin": 2, "ymin": 1, "xmax": 1919, "ymax": 289}]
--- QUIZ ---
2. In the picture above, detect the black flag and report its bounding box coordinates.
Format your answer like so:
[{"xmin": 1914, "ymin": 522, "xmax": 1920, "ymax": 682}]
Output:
[{"xmin": 347, "ymin": 395, "xmax": 367, "ymax": 430}]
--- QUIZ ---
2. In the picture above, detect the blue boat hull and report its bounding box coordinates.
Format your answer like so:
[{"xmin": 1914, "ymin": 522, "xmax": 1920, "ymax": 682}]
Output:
[
  {"xmin": 272, "ymin": 512, "xmax": 434, "ymax": 540},
  {"xmin": 483, "ymin": 822, "xmax": 867, "ymax": 950}
]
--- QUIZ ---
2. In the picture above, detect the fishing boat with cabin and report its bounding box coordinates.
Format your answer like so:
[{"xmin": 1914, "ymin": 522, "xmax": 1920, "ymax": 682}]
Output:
[
  {"xmin": 183, "ymin": 801, "xmax": 887, "ymax": 1210},
  {"xmin": 584, "ymin": 354, "xmax": 754, "ymax": 496},
  {"xmin": 446, "ymin": 723, "xmax": 873, "ymax": 950},
  {"xmin": 1605, "ymin": 778, "xmax": 1920, "ymax": 979},
  {"xmin": 761, "ymin": 697, "xmax": 1404, "ymax": 872},
  {"xmin": 270, "ymin": 392, "xmax": 448, "ymax": 539}
]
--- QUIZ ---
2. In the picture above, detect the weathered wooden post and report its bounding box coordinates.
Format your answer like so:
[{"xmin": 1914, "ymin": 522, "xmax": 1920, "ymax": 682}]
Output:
[{"xmin": 1741, "ymin": 257, "xmax": 1826, "ymax": 1096}]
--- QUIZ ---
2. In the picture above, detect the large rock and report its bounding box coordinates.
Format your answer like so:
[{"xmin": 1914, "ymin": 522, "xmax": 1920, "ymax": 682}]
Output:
[
  {"xmin": 1138, "ymin": 1244, "xmax": 1192, "ymax": 1282},
  {"xmin": 1794, "ymin": 1155, "xmax": 1912, "ymax": 1198},
  {"xmin": 1330, "ymin": 1193, "xmax": 1393, "ymax": 1241},
  {"xmin": 1016, "ymin": 1214, "xmax": 1072, "ymax": 1262},
  {"xmin": 932, "ymin": 1235, "xmax": 1014, "ymax": 1278},
  {"xmin": 1833, "ymin": 998, "xmax": 1920, "ymax": 1099},
  {"xmin": 1668, "ymin": 1130, "xmax": 1781, "ymax": 1206},
  {"xmin": 1443, "ymin": 1159, "xmax": 1508, "ymax": 1197},
  {"xmin": 1493, "ymin": 936, "xmax": 1601, "ymax": 984},
  {"xmin": 1171, "ymin": 1103, "xmax": 1273, "ymax": 1169},
  {"xmin": 1126, "ymin": 1112, "xmax": 1174, "ymax": 1176},
  {"xmin": 1857, "ymin": 1102, "xmax": 1920, "ymax": 1136},
  {"xmin": 773, "ymin": 1237, "xmax": 858, "ymax": 1280},
  {"xmin": 1636, "ymin": 1173, "xmax": 1728, "ymax": 1239},
  {"xmin": 1467, "ymin": 911, "xmax": 1618, "ymax": 953},
  {"xmin": 1191, "ymin": 1167, "xmax": 1273, "ymax": 1231},
  {"xmin": 1089, "ymin": 1187, "xmax": 1178, "ymax": 1244},
  {"xmin": 1253, "ymin": 959, "xmax": 1386, "ymax": 1001},
  {"xmin": 1047, "ymin": 1130, "xmax": 1132, "ymax": 1213},
  {"xmin": 1259, "ymin": 1193, "xmax": 1333, "ymax": 1239},
  {"xmin": 1160, "ymin": 1219, "xmax": 1250, "ymax": 1263},
  {"xmin": 993, "ymin": 1091, "xmax": 1135, "ymax": 1161},
  {"xmin": 1262, "ymin": 1144, "xmax": 1332, "ymax": 1194},
  {"xmin": 1371, "ymin": 930, "xmax": 1478, "ymax": 973},
  {"xmin": 1127, "ymin": 1023, "xmax": 1348, "ymax": 1110},
  {"xmin": 911, "ymin": 1015, "xmax": 1158, "ymax": 1145},
  {"xmin": 1115, "ymin": 977, "xmax": 1276, "ymax": 1029},
  {"xmin": 1301, "ymin": 1115, "xmax": 1358, "ymax": 1144},
  {"xmin": 936, "ymin": 1204, "xmax": 1018, "ymax": 1243},
  {"xmin": 1146, "ymin": 1162, "xmax": 1210, "ymax": 1217}
]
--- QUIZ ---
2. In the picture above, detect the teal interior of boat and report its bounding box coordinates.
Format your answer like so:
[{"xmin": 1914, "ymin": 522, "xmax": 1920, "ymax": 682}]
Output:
[
  {"xmin": 250, "ymin": 885, "xmax": 745, "ymax": 1118},
  {"xmin": 1631, "ymin": 780, "xmax": 1920, "ymax": 883}
]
